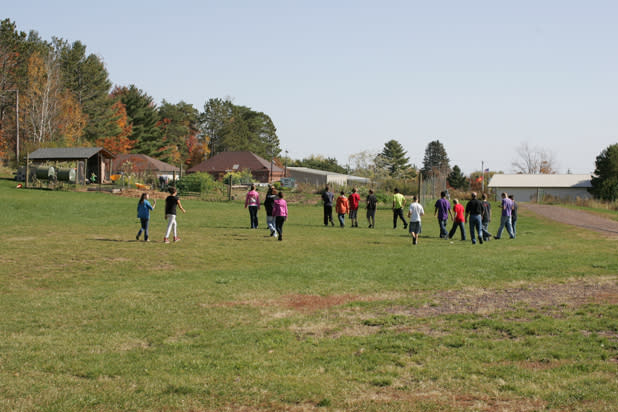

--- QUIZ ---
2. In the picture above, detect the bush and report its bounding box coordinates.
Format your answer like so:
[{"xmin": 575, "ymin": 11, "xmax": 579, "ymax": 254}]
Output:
[
  {"xmin": 223, "ymin": 169, "xmax": 253, "ymax": 185},
  {"xmin": 376, "ymin": 176, "xmax": 419, "ymax": 196},
  {"xmin": 176, "ymin": 173, "xmax": 221, "ymax": 194}
]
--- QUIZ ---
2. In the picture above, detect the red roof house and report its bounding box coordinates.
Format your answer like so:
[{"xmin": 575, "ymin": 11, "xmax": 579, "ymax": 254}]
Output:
[
  {"xmin": 187, "ymin": 151, "xmax": 284, "ymax": 183},
  {"xmin": 113, "ymin": 154, "xmax": 180, "ymax": 179}
]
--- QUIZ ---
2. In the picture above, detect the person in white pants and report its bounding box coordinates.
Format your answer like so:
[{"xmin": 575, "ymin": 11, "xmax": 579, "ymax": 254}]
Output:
[{"xmin": 163, "ymin": 187, "xmax": 186, "ymax": 243}]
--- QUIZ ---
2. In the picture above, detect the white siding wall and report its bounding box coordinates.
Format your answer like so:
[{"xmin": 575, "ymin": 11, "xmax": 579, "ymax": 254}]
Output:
[{"xmin": 494, "ymin": 187, "xmax": 592, "ymax": 202}]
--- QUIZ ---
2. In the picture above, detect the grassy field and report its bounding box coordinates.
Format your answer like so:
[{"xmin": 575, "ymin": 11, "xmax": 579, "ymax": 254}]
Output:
[{"xmin": 0, "ymin": 178, "xmax": 617, "ymax": 412}]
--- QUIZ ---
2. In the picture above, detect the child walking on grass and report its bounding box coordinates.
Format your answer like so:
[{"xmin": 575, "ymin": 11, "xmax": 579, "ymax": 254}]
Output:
[
  {"xmin": 272, "ymin": 191, "xmax": 288, "ymax": 241},
  {"xmin": 164, "ymin": 186, "xmax": 186, "ymax": 243},
  {"xmin": 136, "ymin": 193, "xmax": 155, "ymax": 242}
]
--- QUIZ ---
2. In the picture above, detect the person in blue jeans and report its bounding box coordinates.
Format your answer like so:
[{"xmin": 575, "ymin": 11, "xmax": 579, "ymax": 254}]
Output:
[
  {"xmin": 434, "ymin": 191, "xmax": 452, "ymax": 239},
  {"xmin": 495, "ymin": 192, "xmax": 515, "ymax": 239},
  {"xmin": 448, "ymin": 199, "xmax": 466, "ymax": 240},
  {"xmin": 465, "ymin": 192, "xmax": 484, "ymax": 244},
  {"xmin": 136, "ymin": 193, "xmax": 156, "ymax": 242},
  {"xmin": 509, "ymin": 194, "xmax": 518, "ymax": 236},
  {"xmin": 481, "ymin": 193, "xmax": 492, "ymax": 241}
]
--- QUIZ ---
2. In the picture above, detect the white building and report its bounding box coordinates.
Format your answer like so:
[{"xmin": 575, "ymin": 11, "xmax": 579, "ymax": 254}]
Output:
[
  {"xmin": 286, "ymin": 166, "xmax": 370, "ymax": 187},
  {"xmin": 488, "ymin": 174, "xmax": 593, "ymax": 202}
]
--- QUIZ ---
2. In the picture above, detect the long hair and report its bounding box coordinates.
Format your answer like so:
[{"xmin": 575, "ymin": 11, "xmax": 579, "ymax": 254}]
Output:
[{"xmin": 139, "ymin": 193, "xmax": 147, "ymax": 204}]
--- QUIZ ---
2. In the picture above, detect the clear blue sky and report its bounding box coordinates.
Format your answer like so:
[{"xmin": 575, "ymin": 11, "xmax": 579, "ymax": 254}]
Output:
[{"xmin": 5, "ymin": 1, "xmax": 617, "ymax": 174}]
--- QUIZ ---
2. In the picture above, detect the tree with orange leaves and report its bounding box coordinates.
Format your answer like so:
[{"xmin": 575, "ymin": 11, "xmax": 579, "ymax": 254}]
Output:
[{"xmin": 96, "ymin": 100, "xmax": 134, "ymax": 154}]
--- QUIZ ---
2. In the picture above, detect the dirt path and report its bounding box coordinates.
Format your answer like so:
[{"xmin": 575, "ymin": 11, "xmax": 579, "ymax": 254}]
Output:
[{"xmin": 521, "ymin": 203, "xmax": 618, "ymax": 237}]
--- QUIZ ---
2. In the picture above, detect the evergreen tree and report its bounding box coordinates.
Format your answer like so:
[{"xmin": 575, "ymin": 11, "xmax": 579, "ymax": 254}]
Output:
[
  {"xmin": 58, "ymin": 40, "xmax": 117, "ymax": 143},
  {"xmin": 447, "ymin": 165, "xmax": 468, "ymax": 190},
  {"xmin": 0, "ymin": 19, "xmax": 43, "ymax": 160},
  {"xmin": 589, "ymin": 143, "xmax": 618, "ymax": 201},
  {"xmin": 377, "ymin": 139, "xmax": 410, "ymax": 177},
  {"xmin": 114, "ymin": 85, "xmax": 162, "ymax": 157},
  {"xmin": 422, "ymin": 140, "xmax": 450, "ymax": 178}
]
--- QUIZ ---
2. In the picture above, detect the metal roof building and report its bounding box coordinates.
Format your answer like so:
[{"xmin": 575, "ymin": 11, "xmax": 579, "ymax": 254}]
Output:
[
  {"xmin": 488, "ymin": 174, "xmax": 593, "ymax": 202},
  {"xmin": 286, "ymin": 166, "xmax": 370, "ymax": 187}
]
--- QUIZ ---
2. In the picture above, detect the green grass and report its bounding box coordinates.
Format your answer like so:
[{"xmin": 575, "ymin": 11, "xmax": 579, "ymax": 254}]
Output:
[{"xmin": 1, "ymin": 178, "xmax": 617, "ymax": 411}]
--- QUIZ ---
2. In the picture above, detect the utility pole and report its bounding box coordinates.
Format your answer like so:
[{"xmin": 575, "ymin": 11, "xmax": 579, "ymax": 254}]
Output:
[
  {"xmin": 481, "ymin": 161, "xmax": 485, "ymax": 193},
  {"xmin": 284, "ymin": 149, "xmax": 288, "ymax": 177}
]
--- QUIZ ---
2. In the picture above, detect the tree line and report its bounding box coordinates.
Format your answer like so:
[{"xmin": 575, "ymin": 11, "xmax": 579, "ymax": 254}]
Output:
[{"xmin": 0, "ymin": 19, "xmax": 281, "ymax": 166}]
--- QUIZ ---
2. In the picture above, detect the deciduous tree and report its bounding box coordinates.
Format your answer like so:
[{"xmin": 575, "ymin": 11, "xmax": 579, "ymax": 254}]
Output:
[
  {"xmin": 24, "ymin": 51, "xmax": 61, "ymax": 145},
  {"xmin": 512, "ymin": 142, "xmax": 557, "ymax": 174},
  {"xmin": 290, "ymin": 154, "xmax": 346, "ymax": 174},
  {"xmin": 95, "ymin": 100, "xmax": 133, "ymax": 154},
  {"xmin": 158, "ymin": 100, "xmax": 203, "ymax": 165},
  {"xmin": 200, "ymin": 97, "xmax": 233, "ymax": 156}
]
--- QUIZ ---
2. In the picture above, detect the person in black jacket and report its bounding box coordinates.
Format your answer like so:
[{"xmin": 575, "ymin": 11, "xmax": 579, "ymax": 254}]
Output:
[
  {"xmin": 264, "ymin": 186, "xmax": 278, "ymax": 237},
  {"xmin": 322, "ymin": 186, "xmax": 335, "ymax": 226},
  {"xmin": 465, "ymin": 192, "xmax": 484, "ymax": 245}
]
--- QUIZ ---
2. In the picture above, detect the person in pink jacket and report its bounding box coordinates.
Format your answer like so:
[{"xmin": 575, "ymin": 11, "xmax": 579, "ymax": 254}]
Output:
[
  {"xmin": 272, "ymin": 191, "xmax": 288, "ymax": 241},
  {"xmin": 244, "ymin": 184, "xmax": 260, "ymax": 229}
]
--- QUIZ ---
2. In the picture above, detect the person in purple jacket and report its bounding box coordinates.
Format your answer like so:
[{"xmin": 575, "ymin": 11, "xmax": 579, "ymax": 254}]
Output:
[
  {"xmin": 272, "ymin": 191, "xmax": 288, "ymax": 241},
  {"xmin": 434, "ymin": 191, "xmax": 452, "ymax": 239},
  {"xmin": 495, "ymin": 192, "xmax": 515, "ymax": 239}
]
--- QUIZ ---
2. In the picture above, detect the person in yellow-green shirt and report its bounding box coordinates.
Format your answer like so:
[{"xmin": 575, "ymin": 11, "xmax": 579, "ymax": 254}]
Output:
[{"xmin": 392, "ymin": 188, "xmax": 408, "ymax": 229}]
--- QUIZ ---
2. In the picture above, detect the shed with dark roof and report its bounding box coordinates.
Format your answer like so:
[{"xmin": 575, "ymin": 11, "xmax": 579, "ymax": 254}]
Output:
[
  {"xmin": 28, "ymin": 147, "xmax": 114, "ymax": 184},
  {"xmin": 187, "ymin": 151, "xmax": 284, "ymax": 183}
]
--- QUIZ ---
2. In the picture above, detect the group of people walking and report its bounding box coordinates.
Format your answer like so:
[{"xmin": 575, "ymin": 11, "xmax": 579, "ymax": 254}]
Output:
[
  {"xmin": 322, "ymin": 186, "xmax": 378, "ymax": 228},
  {"xmin": 136, "ymin": 184, "xmax": 517, "ymax": 245},
  {"xmin": 244, "ymin": 184, "xmax": 288, "ymax": 241},
  {"xmin": 432, "ymin": 190, "xmax": 517, "ymax": 244},
  {"xmin": 320, "ymin": 186, "xmax": 518, "ymax": 246},
  {"xmin": 135, "ymin": 186, "xmax": 186, "ymax": 243}
]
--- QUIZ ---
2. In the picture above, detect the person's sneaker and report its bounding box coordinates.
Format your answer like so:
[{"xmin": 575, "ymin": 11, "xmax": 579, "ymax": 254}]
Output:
[
  {"xmin": 270, "ymin": 230, "xmax": 275, "ymax": 237},
  {"xmin": 331, "ymin": 221, "xmax": 335, "ymax": 227},
  {"xmin": 136, "ymin": 235, "xmax": 140, "ymax": 241},
  {"xmin": 403, "ymin": 224, "xmax": 408, "ymax": 229},
  {"xmin": 173, "ymin": 236, "xmax": 181, "ymax": 242},
  {"xmin": 163, "ymin": 237, "xmax": 170, "ymax": 244},
  {"xmin": 145, "ymin": 239, "xmax": 150, "ymax": 242}
]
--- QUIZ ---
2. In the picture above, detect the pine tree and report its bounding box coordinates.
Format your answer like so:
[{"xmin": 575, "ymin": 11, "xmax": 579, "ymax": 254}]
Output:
[
  {"xmin": 422, "ymin": 140, "xmax": 450, "ymax": 178},
  {"xmin": 58, "ymin": 40, "xmax": 116, "ymax": 143},
  {"xmin": 589, "ymin": 143, "xmax": 618, "ymax": 201},
  {"xmin": 377, "ymin": 139, "xmax": 410, "ymax": 177},
  {"xmin": 114, "ymin": 85, "xmax": 162, "ymax": 157},
  {"xmin": 447, "ymin": 165, "xmax": 468, "ymax": 190}
]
